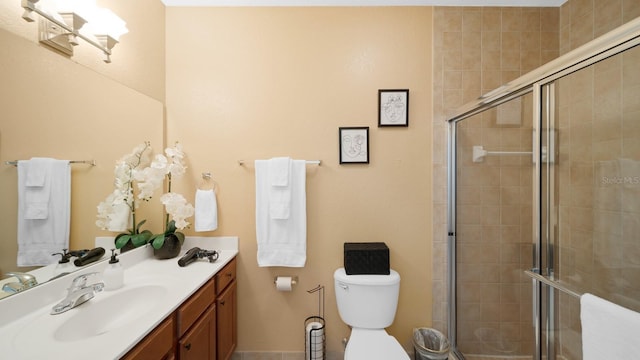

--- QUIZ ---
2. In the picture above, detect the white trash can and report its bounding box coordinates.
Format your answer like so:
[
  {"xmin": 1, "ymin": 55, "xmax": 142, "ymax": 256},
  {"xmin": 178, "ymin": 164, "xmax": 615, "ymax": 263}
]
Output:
[{"xmin": 413, "ymin": 328, "xmax": 450, "ymax": 360}]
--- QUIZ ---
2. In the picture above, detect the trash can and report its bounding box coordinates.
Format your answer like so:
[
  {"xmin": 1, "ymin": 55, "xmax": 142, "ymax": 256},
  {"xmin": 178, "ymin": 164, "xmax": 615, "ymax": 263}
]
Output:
[{"xmin": 413, "ymin": 328, "xmax": 450, "ymax": 360}]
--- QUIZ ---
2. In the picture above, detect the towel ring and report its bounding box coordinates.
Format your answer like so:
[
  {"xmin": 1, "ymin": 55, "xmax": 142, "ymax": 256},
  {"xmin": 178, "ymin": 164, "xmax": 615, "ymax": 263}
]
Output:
[{"xmin": 198, "ymin": 172, "xmax": 217, "ymax": 191}]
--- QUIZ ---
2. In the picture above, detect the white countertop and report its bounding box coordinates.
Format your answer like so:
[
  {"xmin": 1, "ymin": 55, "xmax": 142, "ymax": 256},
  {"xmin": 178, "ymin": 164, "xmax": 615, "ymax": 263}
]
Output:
[{"xmin": 0, "ymin": 236, "xmax": 238, "ymax": 360}]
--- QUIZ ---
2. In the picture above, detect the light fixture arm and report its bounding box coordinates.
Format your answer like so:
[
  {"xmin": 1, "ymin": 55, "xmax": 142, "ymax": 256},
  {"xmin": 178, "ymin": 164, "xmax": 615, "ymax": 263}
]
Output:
[{"xmin": 21, "ymin": 0, "xmax": 120, "ymax": 63}]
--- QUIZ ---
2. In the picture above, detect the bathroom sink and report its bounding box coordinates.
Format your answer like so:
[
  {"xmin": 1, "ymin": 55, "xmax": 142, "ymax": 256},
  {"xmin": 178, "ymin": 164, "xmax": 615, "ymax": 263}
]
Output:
[
  {"xmin": 53, "ymin": 284, "xmax": 168, "ymax": 342},
  {"xmin": 11, "ymin": 278, "xmax": 175, "ymax": 357}
]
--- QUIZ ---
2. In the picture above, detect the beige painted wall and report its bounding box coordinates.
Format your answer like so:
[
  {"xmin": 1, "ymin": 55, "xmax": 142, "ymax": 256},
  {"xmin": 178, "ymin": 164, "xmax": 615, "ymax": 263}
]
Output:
[
  {"xmin": 0, "ymin": 0, "xmax": 166, "ymax": 102},
  {"xmin": 0, "ymin": 27, "xmax": 164, "ymax": 275},
  {"xmin": 166, "ymin": 7, "xmax": 433, "ymax": 352}
]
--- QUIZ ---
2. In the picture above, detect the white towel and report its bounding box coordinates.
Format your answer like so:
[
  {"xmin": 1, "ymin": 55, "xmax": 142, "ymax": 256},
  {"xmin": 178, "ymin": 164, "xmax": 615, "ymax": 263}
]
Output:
[
  {"xmin": 255, "ymin": 159, "xmax": 306, "ymax": 267},
  {"xmin": 25, "ymin": 157, "xmax": 49, "ymax": 187},
  {"xmin": 23, "ymin": 157, "xmax": 54, "ymax": 219},
  {"xmin": 17, "ymin": 159, "xmax": 71, "ymax": 266},
  {"xmin": 269, "ymin": 157, "xmax": 292, "ymax": 219},
  {"xmin": 195, "ymin": 189, "xmax": 218, "ymax": 232},
  {"xmin": 269, "ymin": 157, "xmax": 290, "ymax": 186},
  {"xmin": 581, "ymin": 293, "xmax": 640, "ymax": 360}
]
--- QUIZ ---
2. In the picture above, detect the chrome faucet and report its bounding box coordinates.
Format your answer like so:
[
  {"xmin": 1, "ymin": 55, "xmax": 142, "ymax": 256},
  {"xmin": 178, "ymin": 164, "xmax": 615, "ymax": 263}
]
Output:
[
  {"xmin": 51, "ymin": 272, "xmax": 104, "ymax": 315},
  {"xmin": 2, "ymin": 272, "xmax": 38, "ymax": 294}
]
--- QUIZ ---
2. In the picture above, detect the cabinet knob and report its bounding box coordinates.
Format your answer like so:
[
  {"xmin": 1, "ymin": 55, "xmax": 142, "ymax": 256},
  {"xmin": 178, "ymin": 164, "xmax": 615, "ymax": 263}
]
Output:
[
  {"xmin": 185, "ymin": 343, "xmax": 192, "ymax": 350},
  {"xmin": 226, "ymin": 272, "xmax": 232, "ymax": 278},
  {"xmin": 220, "ymin": 300, "xmax": 226, "ymax": 305}
]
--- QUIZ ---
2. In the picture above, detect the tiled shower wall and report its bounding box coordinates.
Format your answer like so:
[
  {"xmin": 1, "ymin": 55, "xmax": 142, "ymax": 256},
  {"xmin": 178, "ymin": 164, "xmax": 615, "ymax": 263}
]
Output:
[{"xmin": 431, "ymin": 6, "xmax": 560, "ymax": 352}]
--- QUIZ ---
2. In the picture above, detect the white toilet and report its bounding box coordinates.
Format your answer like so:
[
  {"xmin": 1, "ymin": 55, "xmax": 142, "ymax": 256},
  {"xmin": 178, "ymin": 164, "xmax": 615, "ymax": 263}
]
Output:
[{"xmin": 334, "ymin": 268, "xmax": 410, "ymax": 360}]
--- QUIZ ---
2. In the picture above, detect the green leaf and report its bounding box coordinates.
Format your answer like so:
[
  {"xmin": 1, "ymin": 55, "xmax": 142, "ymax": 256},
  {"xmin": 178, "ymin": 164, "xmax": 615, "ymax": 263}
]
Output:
[
  {"xmin": 115, "ymin": 234, "xmax": 132, "ymax": 249},
  {"xmin": 151, "ymin": 234, "xmax": 165, "ymax": 249},
  {"xmin": 166, "ymin": 220, "xmax": 177, "ymax": 234},
  {"xmin": 131, "ymin": 232, "xmax": 150, "ymax": 247},
  {"xmin": 174, "ymin": 231, "xmax": 185, "ymax": 246},
  {"xmin": 136, "ymin": 219, "xmax": 147, "ymax": 232}
]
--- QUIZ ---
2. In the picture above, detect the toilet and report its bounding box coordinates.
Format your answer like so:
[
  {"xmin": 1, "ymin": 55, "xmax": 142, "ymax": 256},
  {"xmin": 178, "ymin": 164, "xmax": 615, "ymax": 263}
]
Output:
[{"xmin": 334, "ymin": 268, "xmax": 409, "ymax": 360}]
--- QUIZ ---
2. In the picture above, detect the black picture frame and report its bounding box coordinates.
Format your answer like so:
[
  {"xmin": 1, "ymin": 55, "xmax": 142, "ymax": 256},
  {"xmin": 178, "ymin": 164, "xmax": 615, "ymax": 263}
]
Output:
[
  {"xmin": 339, "ymin": 127, "xmax": 369, "ymax": 164},
  {"xmin": 378, "ymin": 89, "xmax": 409, "ymax": 127}
]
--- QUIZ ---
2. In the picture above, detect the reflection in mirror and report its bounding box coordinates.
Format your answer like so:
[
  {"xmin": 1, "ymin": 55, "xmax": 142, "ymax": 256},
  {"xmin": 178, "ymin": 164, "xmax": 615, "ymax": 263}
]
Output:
[{"xmin": 0, "ymin": 27, "xmax": 163, "ymax": 300}]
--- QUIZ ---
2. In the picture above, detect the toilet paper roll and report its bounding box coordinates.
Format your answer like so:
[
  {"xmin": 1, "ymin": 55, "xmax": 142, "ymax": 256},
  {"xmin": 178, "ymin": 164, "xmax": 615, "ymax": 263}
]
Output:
[
  {"xmin": 305, "ymin": 322, "xmax": 324, "ymax": 360},
  {"xmin": 275, "ymin": 276, "xmax": 293, "ymax": 291}
]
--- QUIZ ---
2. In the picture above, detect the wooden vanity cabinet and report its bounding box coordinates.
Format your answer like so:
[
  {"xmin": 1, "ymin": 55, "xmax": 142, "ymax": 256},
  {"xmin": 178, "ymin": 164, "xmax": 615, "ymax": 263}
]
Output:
[
  {"xmin": 177, "ymin": 277, "xmax": 217, "ymax": 360},
  {"xmin": 121, "ymin": 315, "xmax": 175, "ymax": 360},
  {"xmin": 121, "ymin": 256, "xmax": 236, "ymax": 360},
  {"xmin": 215, "ymin": 258, "xmax": 237, "ymax": 360},
  {"xmin": 178, "ymin": 305, "xmax": 216, "ymax": 360}
]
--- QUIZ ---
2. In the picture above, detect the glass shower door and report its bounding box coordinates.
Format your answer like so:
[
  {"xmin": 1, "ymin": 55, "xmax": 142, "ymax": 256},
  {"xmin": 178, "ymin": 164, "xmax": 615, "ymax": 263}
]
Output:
[
  {"xmin": 452, "ymin": 94, "xmax": 536, "ymax": 359},
  {"xmin": 534, "ymin": 43, "xmax": 640, "ymax": 360}
]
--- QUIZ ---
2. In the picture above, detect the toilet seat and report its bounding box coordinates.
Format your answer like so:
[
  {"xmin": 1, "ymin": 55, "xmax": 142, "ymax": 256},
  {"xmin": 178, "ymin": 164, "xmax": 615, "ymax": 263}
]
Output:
[{"xmin": 345, "ymin": 328, "xmax": 409, "ymax": 360}]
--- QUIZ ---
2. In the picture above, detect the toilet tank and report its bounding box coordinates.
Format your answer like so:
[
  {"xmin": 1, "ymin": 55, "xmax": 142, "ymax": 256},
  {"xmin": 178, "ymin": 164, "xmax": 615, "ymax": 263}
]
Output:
[{"xmin": 334, "ymin": 268, "xmax": 400, "ymax": 329}]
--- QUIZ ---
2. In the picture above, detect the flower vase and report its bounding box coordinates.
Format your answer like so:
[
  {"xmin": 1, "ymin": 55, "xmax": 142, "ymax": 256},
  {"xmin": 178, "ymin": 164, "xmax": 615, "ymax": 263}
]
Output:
[
  {"xmin": 119, "ymin": 241, "xmax": 136, "ymax": 253},
  {"xmin": 153, "ymin": 233, "xmax": 182, "ymax": 259}
]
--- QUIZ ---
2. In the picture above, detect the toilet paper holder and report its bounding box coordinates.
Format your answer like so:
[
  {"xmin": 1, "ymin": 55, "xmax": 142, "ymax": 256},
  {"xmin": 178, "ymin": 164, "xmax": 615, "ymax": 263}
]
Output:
[{"xmin": 274, "ymin": 276, "xmax": 298, "ymax": 286}]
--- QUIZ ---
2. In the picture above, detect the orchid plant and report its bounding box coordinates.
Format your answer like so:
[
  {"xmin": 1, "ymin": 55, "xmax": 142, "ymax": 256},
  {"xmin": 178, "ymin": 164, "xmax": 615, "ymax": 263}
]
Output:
[
  {"xmin": 146, "ymin": 143, "xmax": 195, "ymax": 249},
  {"xmin": 96, "ymin": 142, "xmax": 194, "ymax": 250},
  {"xmin": 96, "ymin": 142, "xmax": 155, "ymax": 249}
]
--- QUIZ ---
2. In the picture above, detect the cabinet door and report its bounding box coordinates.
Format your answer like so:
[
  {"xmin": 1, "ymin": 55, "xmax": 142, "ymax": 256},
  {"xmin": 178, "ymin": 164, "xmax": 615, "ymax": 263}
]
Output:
[
  {"xmin": 179, "ymin": 305, "xmax": 216, "ymax": 360},
  {"xmin": 121, "ymin": 315, "xmax": 175, "ymax": 360},
  {"xmin": 217, "ymin": 281, "xmax": 237, "ymax": 360}
]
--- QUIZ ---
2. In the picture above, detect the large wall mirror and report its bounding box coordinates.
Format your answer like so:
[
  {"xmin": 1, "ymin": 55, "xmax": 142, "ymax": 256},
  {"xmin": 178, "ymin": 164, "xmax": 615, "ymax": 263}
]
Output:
[{"xmin": 0, "ymin": 27, "xmax": 164, "ymax": 299}]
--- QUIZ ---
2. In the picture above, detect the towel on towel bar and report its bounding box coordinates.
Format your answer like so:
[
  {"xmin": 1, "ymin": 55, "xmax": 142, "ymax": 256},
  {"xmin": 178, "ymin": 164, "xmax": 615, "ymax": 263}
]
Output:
[
  {"xmin": 195, "ymin": 189, "xmax": 218, "ymax": 232},
  {"xmin": 23, "ymin": 157, "xmax": 54, "ymax": 220},
  {"xmin": 581, "ymin": 293, "xmax": 640, "ymax": 359},
  {"xmin": 17, "ymin": 158, "xmax": 71, "ymax": 266},
  {"xmin": 255, "ymin": 158, "xmax": 306, "ymax": 267},
  {"xmin": 269, "ymin": 157, "xmax": 292, "ymax": 220}
]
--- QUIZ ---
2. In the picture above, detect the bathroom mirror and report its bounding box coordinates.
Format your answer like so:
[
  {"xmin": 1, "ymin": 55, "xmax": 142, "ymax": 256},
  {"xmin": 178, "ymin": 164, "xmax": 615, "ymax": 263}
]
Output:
[{"xmin": 0, "ymin": 27, "xmax": 164, "ymax": 300}]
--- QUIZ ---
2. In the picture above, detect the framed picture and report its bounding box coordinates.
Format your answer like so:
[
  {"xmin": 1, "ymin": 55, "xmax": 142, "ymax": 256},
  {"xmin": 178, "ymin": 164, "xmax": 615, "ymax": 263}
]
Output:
[
  {"xmin": 339, "ymin": 127, "xmax": 369, "ymax": 164},
  {"xmin": 378, "ymin": 89, "xmax": 409, "ymax": 127}
]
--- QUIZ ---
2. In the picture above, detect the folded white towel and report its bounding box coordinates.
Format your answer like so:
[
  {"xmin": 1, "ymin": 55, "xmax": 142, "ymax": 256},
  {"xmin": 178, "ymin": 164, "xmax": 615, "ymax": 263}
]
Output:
[
  {"xmin": 581, "ymin": 293, "xmax": 640, "ymax": 360},
  {"xmin": 269, "ymin": 157, "xmax": 290, "ymax": 186},
  {"xmin": 24, "ymin": 157, "xmax": 49, "ymax": 187},
  {"xmin": 23, "ymin": 158, "xmax": 55, "ymax": 220},
  {"xmin": 255, "ymin": 159, "xmax": 306, "ymax": 267},
  {"xmin": 17, "ymin": 159, "xmax": 71, "ymax": 266},
  {"xmin": 269, "ymin": 157, "xmax": 292, "ymax": 220},
  {"xmin": 195, "ymin": 189, "xmax": 218, "ymax": 232}
]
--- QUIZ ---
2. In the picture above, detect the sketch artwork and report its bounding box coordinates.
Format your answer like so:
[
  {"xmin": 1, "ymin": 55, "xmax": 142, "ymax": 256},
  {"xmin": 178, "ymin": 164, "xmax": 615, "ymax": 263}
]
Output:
[
  {"xmin": 339, "ymin": 127, "xmax": 369, "ymax": 164},
  {"xmin": 378, "ymin": 89, "xmax": 409, "ymax": 127}
]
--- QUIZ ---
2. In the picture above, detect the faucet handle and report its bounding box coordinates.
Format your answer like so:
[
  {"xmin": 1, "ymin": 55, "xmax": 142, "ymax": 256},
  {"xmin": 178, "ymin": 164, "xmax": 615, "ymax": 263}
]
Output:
[
  {"xmin": 70, "ymin": 272, "xmax": 100, "ymax": 289},
  {"xmin": 5, "ymin": 272, "xmax": 37, "ymax": 287}
]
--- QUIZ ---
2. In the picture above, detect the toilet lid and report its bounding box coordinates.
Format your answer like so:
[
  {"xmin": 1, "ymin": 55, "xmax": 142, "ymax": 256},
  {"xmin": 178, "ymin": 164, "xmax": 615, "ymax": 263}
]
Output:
[{"xmin": 345, "ymin": 329, "xmax": 410, "ymax": 360}]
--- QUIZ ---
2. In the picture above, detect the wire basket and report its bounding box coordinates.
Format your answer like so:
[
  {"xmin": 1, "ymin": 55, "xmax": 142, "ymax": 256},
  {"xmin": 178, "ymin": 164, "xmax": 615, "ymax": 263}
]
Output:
[
  {"xmin": 305, "ymin": 285, "xmax": 325, "ymax": 360},
  {"xmin": 305, "ymin": 316, "xmax": 325, "ymax": 360}
]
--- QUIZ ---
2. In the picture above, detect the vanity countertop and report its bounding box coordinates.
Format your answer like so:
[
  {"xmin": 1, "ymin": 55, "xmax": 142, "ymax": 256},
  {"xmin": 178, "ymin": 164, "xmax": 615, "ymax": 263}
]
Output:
[{"xmin": 0, "ymin": 236, "xmax": 238, "ymax": 360}]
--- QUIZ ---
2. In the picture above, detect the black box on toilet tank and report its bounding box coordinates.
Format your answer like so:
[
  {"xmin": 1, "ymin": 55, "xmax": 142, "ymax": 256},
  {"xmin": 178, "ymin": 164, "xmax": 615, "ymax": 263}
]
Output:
[{"xmin": 343, "ymin": 242, "xmax": 390, "ymax": 275}]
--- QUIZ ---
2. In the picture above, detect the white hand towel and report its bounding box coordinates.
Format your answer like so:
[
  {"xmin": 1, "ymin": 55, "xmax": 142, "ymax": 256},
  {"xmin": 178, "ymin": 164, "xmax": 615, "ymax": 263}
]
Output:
[
  {"xmin": 23, "ymin": 158, "xmax": 55, "ymax": 220},
  {"xmin": 581, "ymin": 293, "xmax": 640, "ymax": 360},
  {"xmin": 269, "ymin": 157, "xmax": 292, "ymax": 220},
  {"xmin": 17, "ymin": 159, "xmax": 71, "ymax": 266},
  {"xmin": 269, "ymin": 157, "xmax": 290, "ymax": 186},
  {"xmin": 255, "ymin": 159, "xmax": 306, "ymax": 267},
  {"xmin": 24, "ymin": 157, "xmax": 49, "ymax": 187},
  {"xmin": 195, "ymin": 189, "xmax": 218, "ymax": 232}
]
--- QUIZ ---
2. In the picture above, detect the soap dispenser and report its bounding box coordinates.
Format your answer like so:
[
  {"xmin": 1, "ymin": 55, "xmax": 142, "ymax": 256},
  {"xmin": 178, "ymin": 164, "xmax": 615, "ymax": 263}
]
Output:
[
  {"xmin": 103, "ymin": 249, "xmax": 124, "ymax": 291},
  {"xmin": 52, "ymin": 249, "xmax": 73, "ymax": 277}
]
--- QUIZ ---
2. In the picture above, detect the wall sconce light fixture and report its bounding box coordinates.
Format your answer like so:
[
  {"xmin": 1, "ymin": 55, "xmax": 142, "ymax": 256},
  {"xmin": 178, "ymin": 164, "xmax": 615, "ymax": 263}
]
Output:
[{"xmin": 21, "ymin": 0, "xmax": 128, "ymax": 63}]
